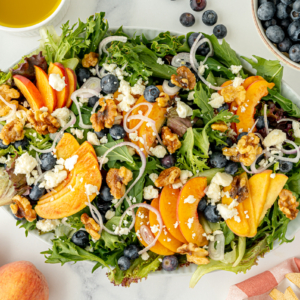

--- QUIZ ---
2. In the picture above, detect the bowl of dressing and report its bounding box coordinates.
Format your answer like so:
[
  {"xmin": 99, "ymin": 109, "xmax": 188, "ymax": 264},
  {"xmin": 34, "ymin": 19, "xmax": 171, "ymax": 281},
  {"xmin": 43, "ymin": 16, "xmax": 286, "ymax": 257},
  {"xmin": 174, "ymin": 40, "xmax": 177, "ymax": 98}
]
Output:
[{"xmin": 0, "ymin": 0, "xmax": 70, "ymax": 36}]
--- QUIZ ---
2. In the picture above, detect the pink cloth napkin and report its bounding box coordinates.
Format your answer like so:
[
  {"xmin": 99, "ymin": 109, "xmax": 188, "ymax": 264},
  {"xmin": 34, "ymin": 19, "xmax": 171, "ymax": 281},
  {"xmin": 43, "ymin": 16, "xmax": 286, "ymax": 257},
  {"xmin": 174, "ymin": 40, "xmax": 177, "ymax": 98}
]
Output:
[{"xmin": 226, "ymin": 257, "xmax": 300, "ymax": 300}]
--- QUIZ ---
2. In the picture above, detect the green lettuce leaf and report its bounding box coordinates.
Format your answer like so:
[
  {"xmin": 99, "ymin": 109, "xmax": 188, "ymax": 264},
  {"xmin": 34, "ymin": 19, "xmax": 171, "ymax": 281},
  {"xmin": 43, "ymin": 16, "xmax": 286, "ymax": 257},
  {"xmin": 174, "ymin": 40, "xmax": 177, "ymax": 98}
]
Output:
[
  {"xmin": 0, "ymin": 71, "xmax": 12, "ymax": 85},
  {"xmin": 16, "ymin": 219, "xmax": 37, "ymax": 237}
]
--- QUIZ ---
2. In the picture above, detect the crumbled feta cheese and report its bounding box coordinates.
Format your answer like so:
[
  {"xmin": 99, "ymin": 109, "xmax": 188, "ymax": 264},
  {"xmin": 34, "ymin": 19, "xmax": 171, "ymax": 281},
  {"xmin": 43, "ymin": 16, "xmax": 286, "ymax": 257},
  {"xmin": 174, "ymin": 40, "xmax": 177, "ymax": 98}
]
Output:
[
  {"xmin": 36, "ymin": 219, "xmax": 60, "ymax": 232},
  {"xmin": 49, "ymin": 73, "xmax": 66, "ymax": 91},
  {"xmin": 206, "ymin": 183, "xmax": 221, "ymax": 203},
  {"xmin": 144, "ymin": 185, "xmax": 159, "ymax": 200},
  {"xmin": 39, "ymin": 170, "xmax": 67, "ymax": 189},
  {"xmin": 293, "ymin": 121, "xmax": 300, "ymax": 138},
  {"xmin": 176, "ymin": 101, "xmax": 193, "ymax": 118},
  {"xmin": 263, "ymin": 129, "xmax": 286, "ymax": 148},
  {"xmin": 129, "ymin": 132, "xmax": 139, "ymax": 142},
  {"xmin": 141, "ymin": 251, "xmax": 150, "ymax": 260},
  {"xmin": 211, "ymin": 172, "xmax": 233, "ymax": 187},
  {"xmin": 172, "ymin": 182, "xmax": 183, "ymax": 189},
  {"xmin": 85, "ymin": 184, "xmax": 99, "ymax": 196},
  {"xmin": 97, "ymin": 156, "xmax": 109, "ymax": 165},
  {"xmin": 14, "ymin": 153, "xmax": 37, "ymax": 175},
  {"xmin": 234, "ymin": 215, "xmax": 241, "ymax": 223},
  {"xmin": 174, "ymin": 221, "xmax": 179, "ymax": 228},
  {"xmin": 150, "ymin": 224, "xmax": 160, "ymax": 234},
  {"xmin": 149, "ymin": 173, "xmax": 158, "ymax": 183},
  {"xmin": 187, "ymin": 217, "xmax": 194, "ymax": 229},
  {"xmin": 217, "ymin": 203, "xmax": 239, "ymax": 220},
  {"xmin": 105, "ymin": 210, "xmax": 115, "ymax": 220},
  {"xmin": 232, "ymin": 77, "xmax": 245, "ymax": 87},
  {"xmin": 229, "ymin": 65, "xmax": 243, "ymax": 74},
  {"xmin": 208, "ymin": 93, "xmax": 225, "ymax": 109},
  {"xmin": 70, "ymin": 128, "xmax": 84, "ymax": 139},
  {"xmin": 131, "ymin": 78, "xmax": 145, "ymax": 95},
  {"xmin": 156, "ymin": 58, "xmax": 164, "ymax": 65},
  {"xmin": 180, "ymin": 170, "xmax": 193, "ymax": 184},
  {"xmin": 198, "ymin": 62, "xmax": 209, "ymax": 75},
  {"xmin": 187, "ymin": 91, "xmax": 195, "ymax": 101},
  {"xmin": 64, "ymin": 155, "xmax": 78, "ymax": 171},
  {"xmin": 87, "ymin": 132, "xmax": 100, "ymax": 146},
  {"xmin": 240, "ymin": 106, "xmax": 246, "ymax": 113},
  {"xmin": 126, "ymin": 146, "xmax": 135, "ymax": 156},
  {"xmin": 184, "ymin": 195, "xmax": 197, "ymax": 204},
  {"xmin": 100, "ymin": 136, "xmax": 108, "ymax": 144},
  {"xmin": 40, "ymin": 106, "xmax": 48, "ymax": 112},
  {"xmin": 51, "ymin": 107, "xmax": 70, "ymax": 127},
  {"xmin": 103, "ymin": 63, "xmax": 117, "ymax": 73},
  {"xmin": 114, "ymin": 226, "xmax": 130, "ymax": 235},
  {"xmin": 270, "ymin": 173, "xmax": 276, "ymax": 179},
  {"xmin": 68, "ymin": 185, "xmax": 75, "ymax": 192},
  {"xmin": 150, "ymin": 145, "xmax": 167, "ymax": 158}
]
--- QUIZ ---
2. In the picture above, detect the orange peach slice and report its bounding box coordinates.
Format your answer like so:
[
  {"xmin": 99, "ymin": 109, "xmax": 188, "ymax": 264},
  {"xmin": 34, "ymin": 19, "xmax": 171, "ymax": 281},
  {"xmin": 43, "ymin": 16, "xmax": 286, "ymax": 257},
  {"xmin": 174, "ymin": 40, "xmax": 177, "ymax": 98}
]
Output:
[
  {"xmin": 34, "ymin": 66, "xmax": 57, "ymax": 113},
  {"xmin": 65, "ymin": 68, "xmax": 77, "ymax": 108},
  {"xmin": 159, "ymin": 185, "xmax": 187, "ymax": 243},
  {"xmin": 149, "ymin": 197, "xmax": 183, "ymax": 252},
  {"xmin": 13, "ymin": 75, "xmax": 45, "ymax": 111},
  {"xmin": 242, "ymin": 76, "xmax": 264, "ymax": 90},
  {"xmin": 177, "ymin": 177, "xmax": 208, "ymax": 247},
  {"xmin": 55, "ymin": 133, "xmax": 80, "ymax": 160},
  {"xmin": 135, "ymin": 205, "xmax": 174, "ymax": 255}
]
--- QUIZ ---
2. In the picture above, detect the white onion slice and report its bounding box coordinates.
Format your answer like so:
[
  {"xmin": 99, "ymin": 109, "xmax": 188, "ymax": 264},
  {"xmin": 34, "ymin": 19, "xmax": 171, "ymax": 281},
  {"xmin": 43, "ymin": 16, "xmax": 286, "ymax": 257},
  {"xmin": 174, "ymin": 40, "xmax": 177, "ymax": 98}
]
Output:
[
  {"xmin": 140, "ymin": 225, "xmax": 155, "ymax": 244},
  {"xmin": 99, "ymin": 36, "xmax": 127, "ymax": 57},
  {"xmin": 270, "ymin": 140, "xmax": 300, "ymax": 163},
  {"xmin": 91, "ymin": 101, "xmax": 100, "ymax": 115},
  {"xmin": 162, "ymin": 80, "xmax": 181, "ymax": 96},
  {"xmin": 249, "ymin": 119, "xmax": 259, "ymax": 134},
  {"xmin": 241, "ymin": 163, "xmax": 253, "ymax": 174},
  {"xmin": 208, "ymin": 232, "xmax": 225, "ymax": 261},
  {"xmin": 171, "ymin": 52, "xmax": 191, "ymax": 68},
  {"xmin": 264, "ymin": 104, "xmax": 269, "ymax": 135},
  {"xmin": 277, "ymin": 118, "xmax": 296, "ymax": 123},
  {"xmin": 0, "ymin": 95, "xmax": 17, "ymax": 122},
  {"xmin": 81, "ymin": 77, "xmax": 101, "ymax": 98}
]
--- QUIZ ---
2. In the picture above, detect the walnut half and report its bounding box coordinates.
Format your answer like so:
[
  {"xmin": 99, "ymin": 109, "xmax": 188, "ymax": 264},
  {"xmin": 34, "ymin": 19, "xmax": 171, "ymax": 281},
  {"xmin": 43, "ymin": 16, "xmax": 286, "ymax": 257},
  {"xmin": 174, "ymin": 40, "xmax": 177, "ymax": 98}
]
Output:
[
  {"xmin": 0, "ymin": 119, "xmax": 24, "ymax": 145},
  {"xmin": 82, "ymin": 52, "xmax": 99, "ymax": 68},
  {"xmin": 155, "ymin": 167, "xmax": 181, "ymax": 188},
  {"xmin": 27, "ymin": 110, "xmax": 60, "ymax": 135},
  {"xmin": 279, "ymin": 189, "xmax": 299, "ymax": 220},
  {"xmin": 171, "ymin": 66, "xmax": 196, "ymax": 90},
  {"xmin": 177, "ymin": 243, "xmax": 209, "ymax": 265},
  {"xmin": 10, "ymin": 195, "xmax": 36, "ymax": 222},
  {"xmin": 161, "ymin": 127, "xmax": 181, "ymax": 154},
  {"xmin": 229, "ymin": 176, "xmax": 249, "ymax": 203},
  {"xmin": 220, "ymin": 86, "xmax": 246, "ymax": 105},
  {"xmin": 0, "ymin": 85, "xmax": 20, "ymax": 117},
  {"xmin": 81, "ymin": 213, "xmax": 101, "ymax": 240}
]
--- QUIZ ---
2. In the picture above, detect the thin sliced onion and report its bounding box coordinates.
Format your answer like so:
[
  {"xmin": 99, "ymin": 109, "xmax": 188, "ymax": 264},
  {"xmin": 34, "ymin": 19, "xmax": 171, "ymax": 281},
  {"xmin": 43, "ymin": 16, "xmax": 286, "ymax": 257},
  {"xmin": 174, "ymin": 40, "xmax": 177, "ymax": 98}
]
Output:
[
  {"xmin": 91, "ymin": 101, "xmax": 100, "ymax": 115},
  {"xmin": 0, "ymin": 95, "xmax": 17, "ymax": 122},
  {"xmin": 249, "ymin": 149, "xmax": 277, "ymax": 174},
  {"xmin": 264, "ymin": 104, "xmax": 269, "ymax": 135},
  {"xmin": 190, "ymin": 33, "xmax": 203, "ymax": 73},
  {"xmin": 31, "ymin": 111, "xmax": 76, "ymax": 154},
  {"xmin": 208, "ymin": 232, "xmax": 225, "ymax": 261},
  {"xmin": 162, "ymin": 80, "xmax": 181, "ymax": 96},
  {"xmin": 99, "ymin": 36, "xmax": 127, "ymax": 56},
  {"xmin": 34, "ymin": 172, "xmax": 45, "ymax": 186},
  {"xmin": 171, "ymin": 52, "xmax": 190, "ymax": 68},
  {"xmin": 277, "ymin": 118, "xmax": 296, "ymax": 123},
  {"xmin": 35, "ymin": 153, "xmax": 42, "ymax": 176},
  {"xmin": 270, "ymin": 139, "xmax": 300, "ymax": 163},
  {"xmin": 81, "ymin": 77, "xmax": 101, "ymax": 98},
  {"xmin": 249, "ymin": 119, "xmax": 259, "ymax": 134},
  {"xmin": 241, "ymin": 163, "xmax": 253, "ymax": 174},
  {"xmin": 140, "ymin": 225, "xmax": 155, "ymax": 244}
]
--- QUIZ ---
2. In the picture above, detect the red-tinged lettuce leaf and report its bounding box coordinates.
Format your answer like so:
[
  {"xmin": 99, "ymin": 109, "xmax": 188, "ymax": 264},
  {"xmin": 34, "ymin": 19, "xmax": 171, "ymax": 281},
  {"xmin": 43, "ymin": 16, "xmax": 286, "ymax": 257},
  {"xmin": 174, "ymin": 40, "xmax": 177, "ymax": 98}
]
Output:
[{"xmin": 12, "ymin": 51, "xmax": 47, "ymax": 81}]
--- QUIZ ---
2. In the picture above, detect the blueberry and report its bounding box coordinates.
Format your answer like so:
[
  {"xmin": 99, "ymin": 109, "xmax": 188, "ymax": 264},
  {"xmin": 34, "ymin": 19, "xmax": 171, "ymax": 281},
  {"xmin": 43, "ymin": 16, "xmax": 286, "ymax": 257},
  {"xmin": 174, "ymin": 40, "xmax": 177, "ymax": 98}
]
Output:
[
  {"xmin": 94, "ymin": 128, "xmax": 109, "ymax": 139},
  {"xmin": 256, "ymin": 115, "xmax": 270, "ymax": 129},
  {"xmin": 263, "ymin": 18, "xmax": 277, "ymax": 29},
  {"xmin": 197, "ymin": 197, "xmax": 207, "ymax": 213},
  {"xmin": 217, "ymin": 103, "xmax": 229, "ymax": 112},
  {"xmin": 202, "ymin": 10, "xmax": 218, "ymax": 26},
  {"xmin": 99, "ymin": 185, "xmax": 114, "ymax": 202},
  {"xmin": 225, "ymin": 161, "xmax": 239, "ymax": 175},
  {"xmin": 257, "ymin": 2, "xmax": 276, "ymax": 21},
  {"xmin": 237, "ymin": 132, "xmax": 248, "ymax": 142},
  {"xmin": 76, "ymin": 68, "xmax": 91, "ymax": 86},
  {"xmin": 118, "ymin": 256, "xmax": 131, "ymax": 271},
  {"xmin": 13, "ymin": 137, "xmax": 29, "ymax": 150},
  {"xmin": 293, "ymin": 0, "xmax": 300, "ymax": 12},
  {"xmin": 29, "ymin": 184, "xmax": 45, "ymax": 201},
  {"xmin": 281, "ymin": 18, "xmax": 291, "ymax": 30},
  {"xmin": 162, "ymin": 256, "xmax": 178, "ymax": 271},
  {"xmin": 71, "ymin": 230, "xmax": 90, "ymax": 248},
  {"xmin": 101, "ymin": 74, "xmax": 119, "ymax": 94},
  {"xmin": 190, "ymin": 0, "xmax": 207, "ymax": 11},
  {"xmin": 278, "ymin": 37, "xmax": 293, "ymax": 52},
  {"xmin": 96, "ymin": 200, "xmax": 111, "ymax": 216},
  {"xmin": 279, "ymin": 160, "xmax": 293, "ymax": 172},
  {"xmin": 258, "ymin": 0, "xmax": 268, "ymax": 4},
  {"xmin": 109, "ymin": 125, "xmax": 126, "ymax": 140},
  {"xmin": 144, "ymin": 85, "xmax": 160, "ymax": 103},
  {"xmin": 288, "ymin": 20, "xmax": 300, "ymax": 42},
  {"xmin": 266, "ymin": 25, "xmax": 285, "ymax": 43},
  {"xmin": 291, "ymin": 10, "xmax": 300, "ymax": 20},
  {"xmin": 277, "ymin": 3, "xmax": 289, "ymax": 19},
  {"xmin": 168, "ymin": 81, "xmax": 176, "ymax": 87},
  {"xmin": 0, "ymin": 139, "xmax": 9, "ymax": 149},
  {"xmin": 281, "ymin": 0, "xmax": 294, "ymax": 4},
  {"xmin": 88, "ymin": 96, "xmax": 99, "ymax": 108},
  {"xmin": 160, "ymin": 155, "xmax": 176, "ymax": 168},
  {"xmin": 180, "ymin": 13, "xmax": 195, "ymax": 27},
  {"xmin": 213, "ymin": 24, "xmax": 227, "ymax": 39},
  {"xmin": 204, "ymin": 205, "xmax": 221, "ymax": 223},
  {"xmin": 188, "ymin": 33, "xmax": 210, "ymax": 55},
  {"xmin": 213, "ymin": 138, "xmax": 233, "ymax": 152},
  {"xmin": 40, "ymin": 153, "xmax": 57, "ymax": 171},
  {"xmin": 289, "ymin": 44, "xmax": 300, "ymax": 61},
  {"xmin": 209, "ymin": 152, "xmax": 228, "ymax": 168},
  {"xmin": 124, "ymin": 245, "xmax": 139, "ymax": 260}
]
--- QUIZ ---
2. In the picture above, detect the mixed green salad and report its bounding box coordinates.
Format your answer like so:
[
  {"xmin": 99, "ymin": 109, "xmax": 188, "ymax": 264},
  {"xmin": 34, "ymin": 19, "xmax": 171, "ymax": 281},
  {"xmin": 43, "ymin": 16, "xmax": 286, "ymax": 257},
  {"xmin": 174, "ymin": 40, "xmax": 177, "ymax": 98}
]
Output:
[{"xmin": 0, "ymin": 12, "xmax": 300, "ymax": 288}]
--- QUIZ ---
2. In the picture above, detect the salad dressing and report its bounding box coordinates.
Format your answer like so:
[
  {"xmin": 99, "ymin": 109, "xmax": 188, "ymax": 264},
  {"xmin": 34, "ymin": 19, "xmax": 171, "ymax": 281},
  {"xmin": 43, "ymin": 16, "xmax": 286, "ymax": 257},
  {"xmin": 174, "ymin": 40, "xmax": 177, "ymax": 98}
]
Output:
[{"xmin": 0, "ymin": 0, "xmax": 61, "ymax": 28}]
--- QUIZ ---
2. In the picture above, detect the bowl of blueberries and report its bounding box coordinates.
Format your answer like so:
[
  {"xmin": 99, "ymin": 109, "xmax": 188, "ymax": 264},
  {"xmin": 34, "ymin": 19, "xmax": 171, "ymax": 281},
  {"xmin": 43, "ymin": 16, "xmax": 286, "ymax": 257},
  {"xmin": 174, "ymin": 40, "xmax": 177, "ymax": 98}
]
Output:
[{"xmin": 252, "ymin": 0, "xmax": 300, "ymax": 70}]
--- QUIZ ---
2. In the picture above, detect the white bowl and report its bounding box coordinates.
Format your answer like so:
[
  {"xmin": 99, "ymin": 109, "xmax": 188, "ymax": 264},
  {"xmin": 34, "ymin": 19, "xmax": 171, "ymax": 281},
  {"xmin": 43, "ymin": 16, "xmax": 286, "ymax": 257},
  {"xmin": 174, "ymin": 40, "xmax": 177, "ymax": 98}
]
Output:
[
  {"xmin": 251, "ymin": 0, "xmax": 300, "ymax": 71},
  {"xmin": 0, "ymin": 0, "xmax": 70, "ymax": 37}
]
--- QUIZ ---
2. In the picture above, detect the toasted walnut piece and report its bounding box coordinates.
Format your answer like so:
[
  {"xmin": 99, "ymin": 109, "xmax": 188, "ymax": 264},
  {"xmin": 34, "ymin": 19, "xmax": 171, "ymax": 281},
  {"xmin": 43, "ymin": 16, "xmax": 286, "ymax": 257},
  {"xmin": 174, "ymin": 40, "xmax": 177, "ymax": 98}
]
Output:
[
  {"xmin": 0, "ymin": 85, "xmax": 20, "ymax": 117},
  {"xmin": 156, "ymin": 92, "xmax": 173, "ymax": 108},
  {"xmin": 161, "ymin": 127, "xmax": 181, "ymax": 154},
  {"xmin": 106, "ymin": 167, "xmax": 133, "ymax": 199},
  {"xmin": 177, "ymin": 243, "xmax": 210, "ymax": 265},
  {"xmin": 279, "ymin": 189, "xmax": 299, "ymax": 220},
  {"xmin": 90, "ymin": 99, "xmax": 118, "ymax": 132},
  {"xmin": 81, "ymin": 213, "xmax": 101, "ymax": 240},
  {"xmin": 229, "ymin": 176, "xmax": 249, "ymax": 203},
  {"xmin": 10, "ymin": 195, "xmax": 36, "ymax": 222},
  {"xmin": 27, "ymin": 110, "xmax": 60, "ymax": 135},
  {"xmin": 155, "ymin": 166, "xmax": 181, "ymax": 188},
  {"xmin": 220, "ymin": 86, "xmax": 246, "ymax": 105},
  {"xmin": 82, "ymin": 52, "xmax": 99, "ymax": 68},
  {"xmin": 211, "ymin": 121, "xmax": 228, "ymax": 132},
  {"xmin": 171, "ymin": 66, "xmax": 196, "ymax": 90},
  {"xmin": 223, "ymin": 133, "xmax": 262, "ymax": 167},
  {"xmin": 0, "ymin": 119, "xmax": 24, "ymax": 145}
]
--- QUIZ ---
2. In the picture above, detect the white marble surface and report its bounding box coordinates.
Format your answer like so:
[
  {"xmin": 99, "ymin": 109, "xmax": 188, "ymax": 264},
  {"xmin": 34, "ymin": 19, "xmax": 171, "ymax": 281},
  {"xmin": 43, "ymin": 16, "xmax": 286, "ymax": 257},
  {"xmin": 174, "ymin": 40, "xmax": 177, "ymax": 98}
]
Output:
[{"xmin": 1, "ymin": 0, "xmax": 300, "ymax": 299}]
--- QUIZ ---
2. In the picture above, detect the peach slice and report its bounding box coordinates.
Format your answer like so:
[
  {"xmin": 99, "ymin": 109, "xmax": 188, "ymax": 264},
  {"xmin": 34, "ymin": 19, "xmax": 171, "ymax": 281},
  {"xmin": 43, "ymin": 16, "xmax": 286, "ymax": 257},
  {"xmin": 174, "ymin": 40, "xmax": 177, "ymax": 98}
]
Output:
[
  {"xmin": 35, "ymin": 152, "xmax": 101, "ymax": 219},
  {"xmin": 242, "ymin": 76, "xmax": 264, "ymax": 90},
  {"xmin": 259, "ymin": 174, "xmax": 288, "ymax": 224},
  {"xmin": 248, "ymin": 170, "xmax": 272, "ymax": 225},
  {"xmin": 48, "ymin": 62, "xmax": 69, "ymax": 108},
  {"xmin": 135, "ymin": 205, "xmax": 174, "ymax": 255},
  {"xmin": 236, "ymin": 80, "xmax": 275, "ymax": 133},
  {"xmin": 65, "ymin": 68, "xmax": 77, "ymax": 108},
  {"xmin": 159, "ymin": 185, "xmax": 187, "ymax": 243},
  {"xmin": 55, "ymin": 133, "xmax": 80, "ymax": 160},
  {"xmin": 13, "ymin": 75, "xmax": 45, "ymax": 111},
  {"xmin": 149, "ymin": 197, "xmax": 183, "ymax": 252},
  {"xmin": 218, "ymin": 80, "xmax": 233, "ymax": 95},
  {"xmin": 34, "ymin": 66, "xmax": 57, "ymax": 113},
  {"xmin": 177, "ymin": 177, "xmax": 208, "ymax": 246}
]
